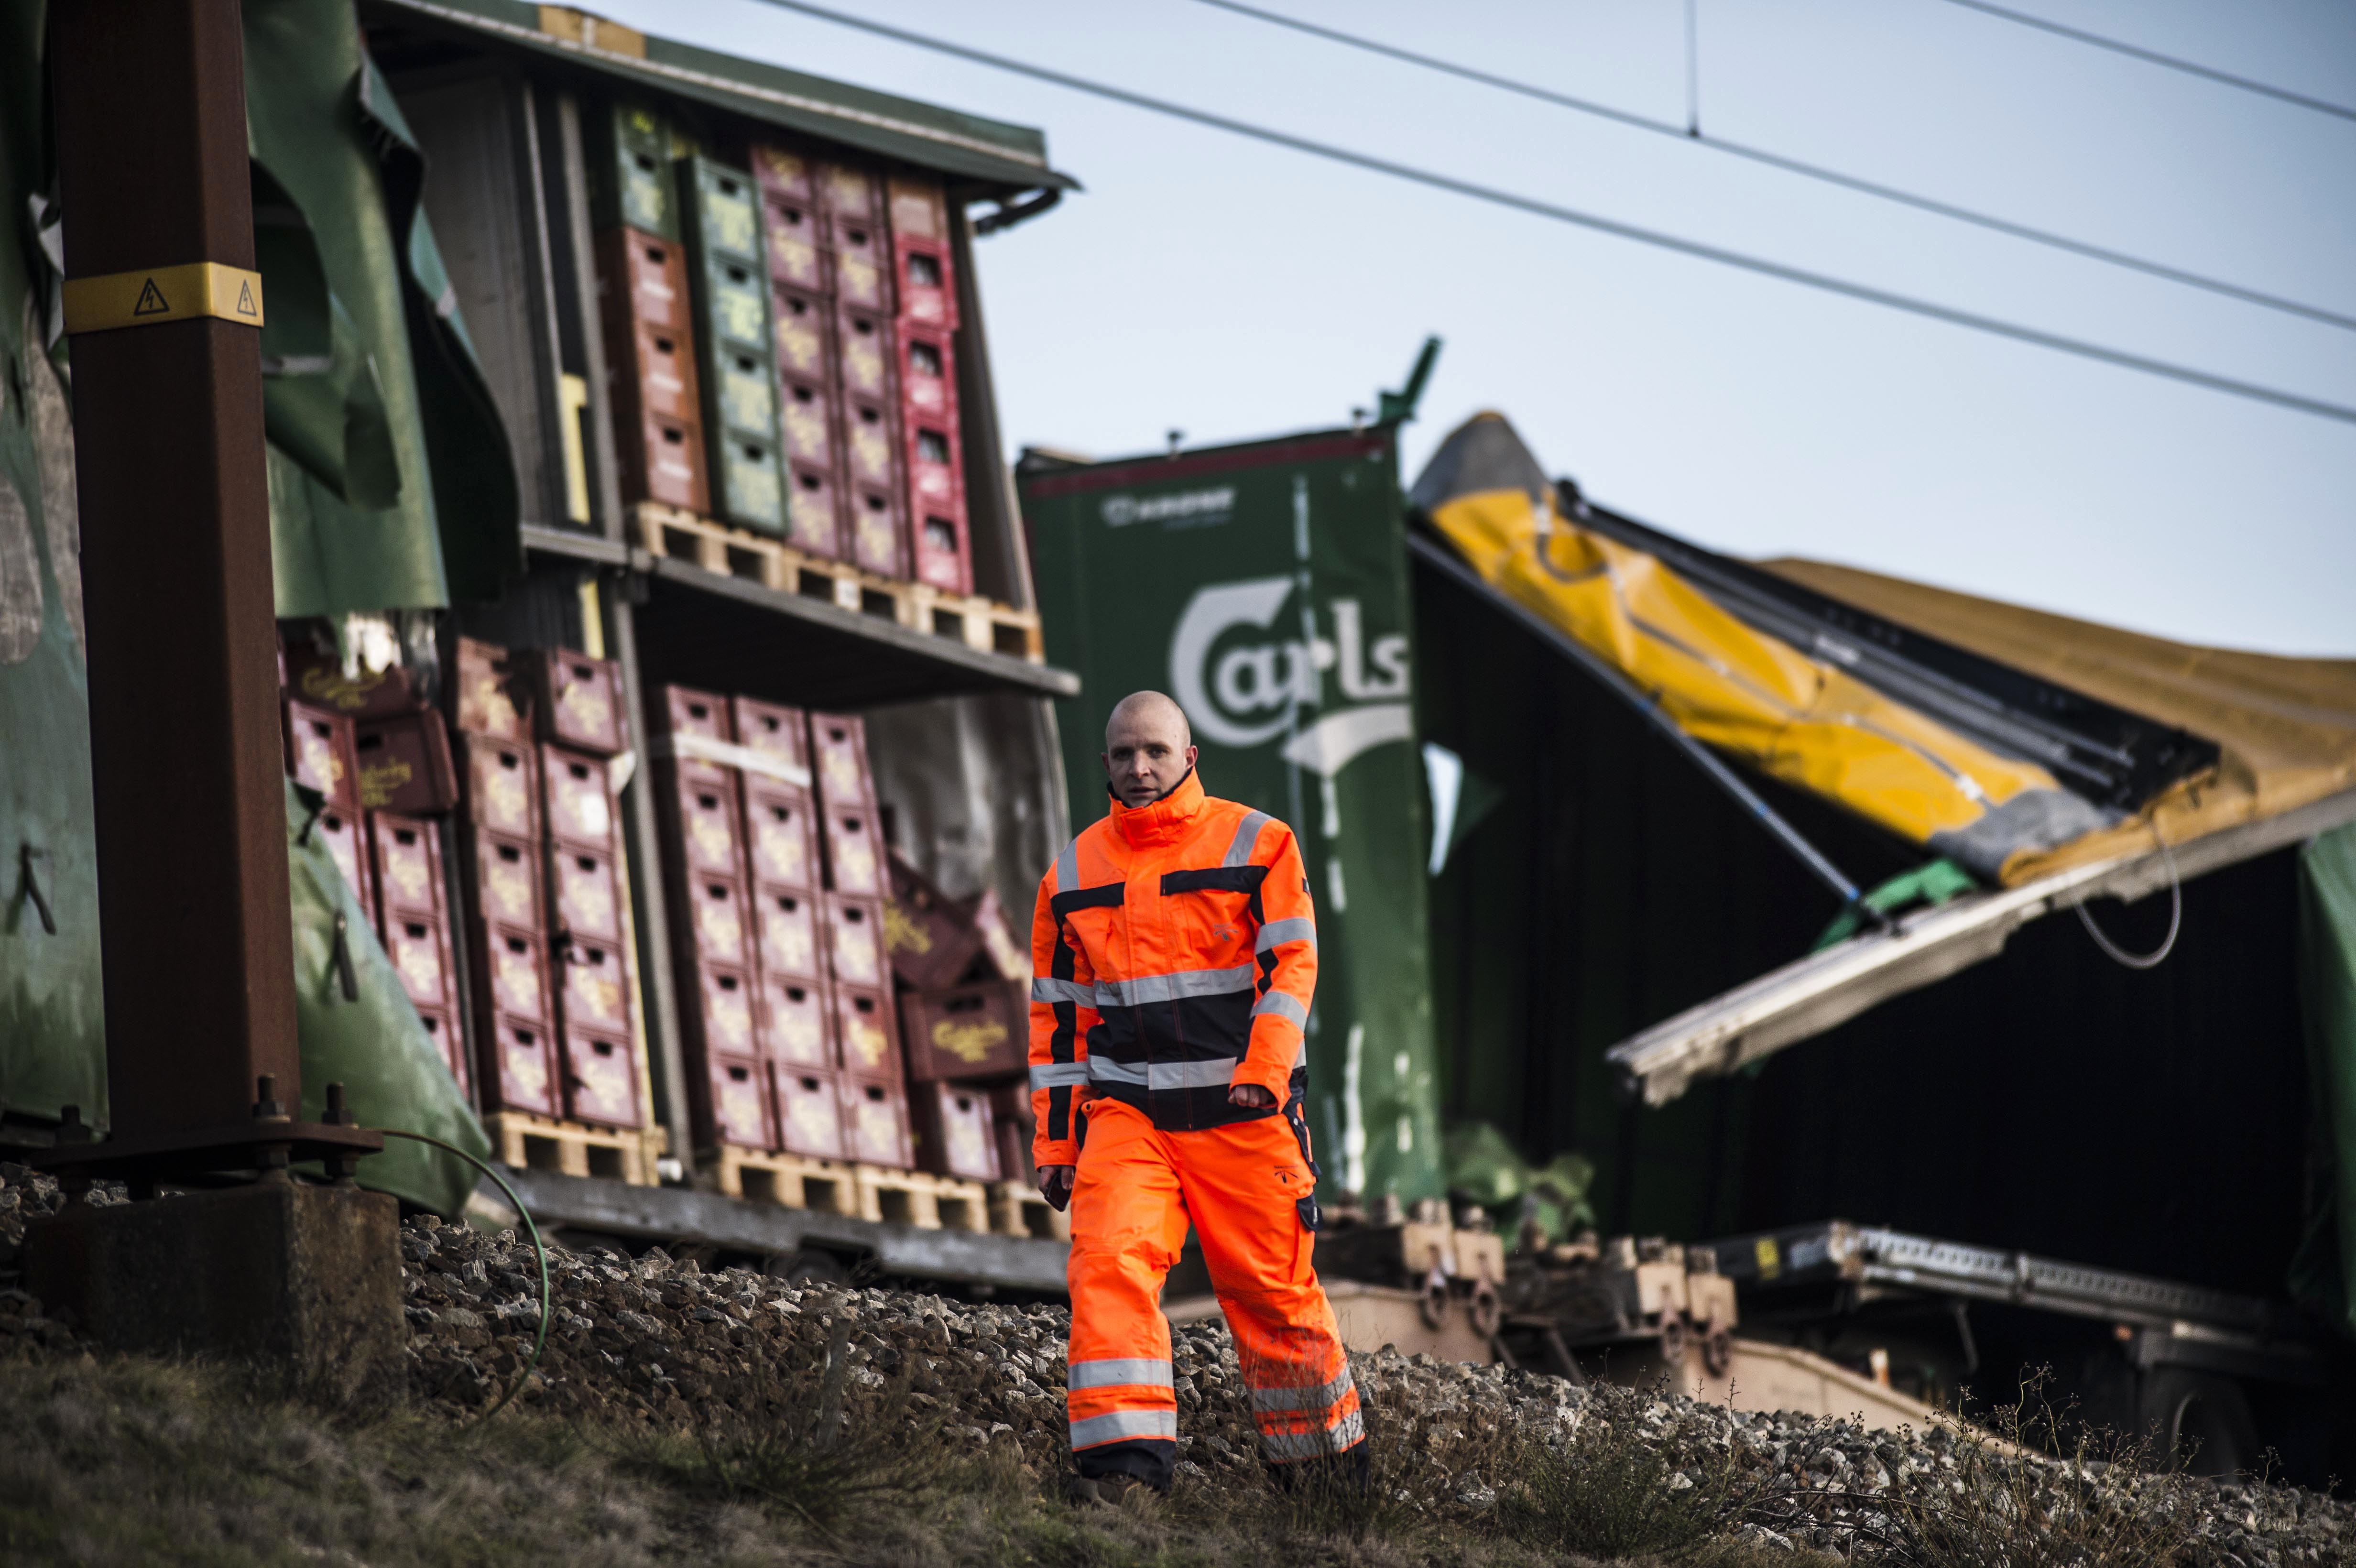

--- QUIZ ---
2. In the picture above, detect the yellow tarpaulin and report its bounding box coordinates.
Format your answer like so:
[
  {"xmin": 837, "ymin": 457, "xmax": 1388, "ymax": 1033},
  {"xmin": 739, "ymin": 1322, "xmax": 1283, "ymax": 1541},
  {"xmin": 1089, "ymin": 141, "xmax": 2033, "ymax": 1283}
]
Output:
[{"xmin": 1413, "ymin": 412, "xmax": 2356, "ymax": 886}]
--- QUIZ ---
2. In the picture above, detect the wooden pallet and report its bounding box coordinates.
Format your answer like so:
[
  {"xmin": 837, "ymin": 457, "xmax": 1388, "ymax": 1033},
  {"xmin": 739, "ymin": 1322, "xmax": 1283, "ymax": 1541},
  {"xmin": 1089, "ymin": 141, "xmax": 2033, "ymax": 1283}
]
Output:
[
  {"xmin": 486, "ymin": 1111, "xmax": 665, "ymax": 1187},
  {"xmin": 987, "ymin": 1179, "xmax": 1071, "ymax": 1242},
  {"xmin": 715, "ymin": 1145, "xmax": 863, "ymax": 1215},
  {"xmin": 859, "ymin": 1165, "xmax": 993, "ymax": 1232},
  {"xmin": 634, "ymin": 502, "xmax": 1045, "ymax": 664}
]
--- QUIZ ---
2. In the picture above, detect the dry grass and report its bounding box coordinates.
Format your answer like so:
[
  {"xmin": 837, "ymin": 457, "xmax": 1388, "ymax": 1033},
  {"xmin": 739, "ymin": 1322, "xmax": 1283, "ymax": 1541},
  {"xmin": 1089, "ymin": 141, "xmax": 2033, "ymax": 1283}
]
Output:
[{"xmin": 0, "ymin": 1351, "xmax": 1841, "ymax": 1568}]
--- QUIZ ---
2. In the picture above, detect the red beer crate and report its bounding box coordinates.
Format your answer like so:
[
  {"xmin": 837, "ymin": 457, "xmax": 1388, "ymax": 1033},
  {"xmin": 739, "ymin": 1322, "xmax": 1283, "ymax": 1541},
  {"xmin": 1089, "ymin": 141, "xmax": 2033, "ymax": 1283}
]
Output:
[
  {"xmin": 476, "ymin": 923, "xmax": 553, "ymax": 1025},
  {"xmin": 692, "ymin": 961, "xmax": 762, "ymax": 1059},
  {"xmin": 899, "ymin": 979, "xmax": 1026, "ymax": 1082},
  {"xmin": 417, "ymin": 1005, "xmax": 468, "ymax": 1097},
  {"xmin": 838, "ymin": 1075, "xmax": 911, "ymax": 1167},
  {"xmin": 785, "ymin": 460, "xmax": 843, "ymax": 562},
  {"xmin": 760, "ymin": 199, "xmax": 828, "ymax": 297},
  {"xmin": 284, "ymin": 698, "xmax": 360, "ymax": 811},
  {"xmin": 820, "ymin": 163, "xmax": 890, "ymax": 312},
  {"xmin": 354, "ymin": 711, "xmax": 458, "ymax": 816},
  {"xmin": 892, "ymin": 238, "xmax": 956, "ymax": 331},
  {"xmin": 818, "ymin": 798, "xmax": 887, "ymax": 897},
  {"xmin": 468, "ymin": 831, "xmax": 544, "ymax": 930},
  {"xmin": 630, "ymin": 321, "xmax": 698, "ymax": 422},
  {"xmin": 384, "ymin": 909, "xmax": 457, "ymax": 1012},
  {"xmin": 667, "ymin": 762, "xmax": 745, "ymax": 880},
  {"xmin": 771, "ymin": 284, "xmax": 834, "ymax": 386},
  {"xmin": 732, "ymin": 697, "xmax": 808, "ymax": 773},
  {"xmin": 541, "ymin": 745, "xmax": 617, "ymax": 850},
  {"xmin": 561, "ymin": 1027, "xmax": 643, "ymax": 1130},
  {"xmin": 550, "ymin": 844, "xmax": 623, "ymax": 945},
  {"xmin": 752, "ymin": 883, "xmax": 824, "ymax": 982},
  {"xmin": 457, "ymin": 732, "xmax": 541, "ymax": 841},
  {"xmin": 311, "ymin": 803, "xmax": 373, "ymax": 910},
  {"xmin": 452, "ymin": 637, "xmax": 529, "ymax": 740},
  {"xmin": 758, "ymin": 970, "xmax": 833, "ymax": 1069},
  {"xmin": 597, "ymin": 228, "xmax": 709, "ymax": 513},
  {"xmin": 774, "ymin": 1063, "xmax": 847, "ymax": 1159},
  {"xmin": 687, "ymin": 873, "xmax": 753, "ymax": 967},
  {"xmin": 807, "ymin": 710, "xmax": 875, "ymax": 806},
  {"xmin": 633, "ymin": 413, "xmax": 708, "ymax": 514},
  {"xmin": 884, "ymin": 855, "xmax": 982, "ymax": 991},
  {"xmin": 909, "ymin": 496, "xmax": 971, "ymax": 598},
  {"xmin": 705, "ymin": 1052, "xmax": 776, "ymax": 1149},
  {"xmin": 911, "ymin": 1080, "xmax": 1001, "ymax": 1182},
  {"xmin": 662, "ymin": 684, "xmax": 733, "ymax": 742},
  {"xmin": 283, "ymin": 645, "xmax": 420, "ymax": 720},
  {"xmin": 822, "ymin": 894, "xmax": 889, "ymax": 993},
  {"xmin": 742, "ymin": 785, "xmax": 819, "ymax": 890},
  {"xmin": 369, "ymin": 813, "xmax": 445, "ymax": 921},
  {"xmin": 603, "ymin": 227, "xmax": 693, "ymax": 332},
  {"xmin": 480, "ymin": 1012, "xmax": 560, "ymax": 1120},
  {"xmin": 988, "ymin": 1082, "xmax": 1036, "ymax": 1186},
  {"xmin": 557, "ymin": 936, "xmax": 633, "ymax": 1036},
  {"xmin": 529, "ymin": 651, "xmax": 627, "ymax": 757},
  {"xmin": 832, "ymin": 982, "xmax": 898, "ymax": 1079}
]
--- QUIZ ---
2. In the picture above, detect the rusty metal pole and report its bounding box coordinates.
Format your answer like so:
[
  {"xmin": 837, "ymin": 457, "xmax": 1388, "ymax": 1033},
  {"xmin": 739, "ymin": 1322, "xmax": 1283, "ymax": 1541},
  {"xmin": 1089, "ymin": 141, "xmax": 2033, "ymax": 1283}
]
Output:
[{"xmin": 43, "ymin": 0, "xmax": 374, "ymax": 1177}]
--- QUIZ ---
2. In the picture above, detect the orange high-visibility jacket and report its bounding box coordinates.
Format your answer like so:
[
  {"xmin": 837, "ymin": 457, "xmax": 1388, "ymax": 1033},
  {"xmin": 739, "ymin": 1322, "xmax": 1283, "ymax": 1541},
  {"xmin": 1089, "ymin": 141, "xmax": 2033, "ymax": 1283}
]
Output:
[{"xmin": 1029, "ymin": 769, "xmax": 1317, "ymax": 1165}]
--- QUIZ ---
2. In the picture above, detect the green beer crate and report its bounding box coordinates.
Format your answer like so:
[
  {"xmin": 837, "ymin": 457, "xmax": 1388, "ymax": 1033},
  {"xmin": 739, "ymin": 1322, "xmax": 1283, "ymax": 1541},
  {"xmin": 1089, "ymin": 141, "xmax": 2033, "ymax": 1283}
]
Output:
[
  {"xmin": 680, "ymin": 155, "xmax": 787, "ymax": 535},
  {"xmin": 584, "ymin": 101, "xmax": 679, "ymax": 242}
]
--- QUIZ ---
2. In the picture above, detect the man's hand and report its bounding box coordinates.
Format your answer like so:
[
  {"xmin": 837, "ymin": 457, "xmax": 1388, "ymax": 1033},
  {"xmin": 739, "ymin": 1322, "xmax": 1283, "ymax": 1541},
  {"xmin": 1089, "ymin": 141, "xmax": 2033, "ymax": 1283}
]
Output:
[
  {"xmin": 1228, "ymin": 1084, "xmax": 1275, "ymax": 1110},
  {"xmin": 1037, "ymin": 1164, "xmax": 1075, "ymax": 1211}
]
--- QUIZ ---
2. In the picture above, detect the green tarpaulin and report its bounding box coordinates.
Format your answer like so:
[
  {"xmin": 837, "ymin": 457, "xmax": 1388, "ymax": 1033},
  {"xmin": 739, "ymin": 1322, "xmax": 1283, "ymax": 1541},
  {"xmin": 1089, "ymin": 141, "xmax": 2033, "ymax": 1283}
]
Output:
[{"xmin": 2291, "ymin": 823, "xmax": 2356, "ymax": 1338}]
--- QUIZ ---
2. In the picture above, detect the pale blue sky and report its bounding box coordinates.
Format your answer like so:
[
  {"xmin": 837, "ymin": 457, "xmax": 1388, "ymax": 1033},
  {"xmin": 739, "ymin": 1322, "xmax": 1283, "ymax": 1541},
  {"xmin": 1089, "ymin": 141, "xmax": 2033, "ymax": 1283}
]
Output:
[{"xmin": 595, "ymin": 0, "xmax": 2355, "ymax": 655}]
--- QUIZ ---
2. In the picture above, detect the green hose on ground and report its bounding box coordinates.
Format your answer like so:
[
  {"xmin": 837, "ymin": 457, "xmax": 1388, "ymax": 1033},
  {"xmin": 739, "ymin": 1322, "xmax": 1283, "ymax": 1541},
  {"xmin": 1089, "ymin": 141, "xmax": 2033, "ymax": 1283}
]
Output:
[{"xmin": 379, "ymin": 1129, "xmax": 550, "ymax": 1424}]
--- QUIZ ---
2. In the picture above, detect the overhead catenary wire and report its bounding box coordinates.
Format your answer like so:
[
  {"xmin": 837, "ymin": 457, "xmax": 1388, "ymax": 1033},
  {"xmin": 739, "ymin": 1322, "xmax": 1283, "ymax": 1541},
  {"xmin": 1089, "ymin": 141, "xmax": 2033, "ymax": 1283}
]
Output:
[
  {"xmin": 745, "ymin": 0, "xmax": 2356, "ymax": 428},
  {"xmin": 1190, "ymin": 0, "xmax": 2356, "ymax": 334},
  {"xmin": 1935, "ymin": 0, "xmax": 2356, "ymax": 124}
]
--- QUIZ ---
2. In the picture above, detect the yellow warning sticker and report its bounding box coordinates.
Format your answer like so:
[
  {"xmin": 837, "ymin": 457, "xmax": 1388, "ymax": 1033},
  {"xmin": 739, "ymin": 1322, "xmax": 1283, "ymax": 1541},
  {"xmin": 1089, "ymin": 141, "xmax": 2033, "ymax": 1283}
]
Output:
[{"xmin": 62, "ymin": 262, "xmax": 265, "ymax": 335}]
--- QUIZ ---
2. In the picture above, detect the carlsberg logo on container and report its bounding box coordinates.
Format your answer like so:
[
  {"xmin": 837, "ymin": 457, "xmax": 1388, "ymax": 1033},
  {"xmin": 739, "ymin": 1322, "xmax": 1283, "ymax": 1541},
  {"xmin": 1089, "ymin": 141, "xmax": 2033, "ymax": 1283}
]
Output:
[
  {"xmin": 1169, "ymin": 577, "xmax": 1413, "ymax": 777},
  {"xmin": 1101, "ymin": 487, "xmax": 1236, "ymax": 528}
]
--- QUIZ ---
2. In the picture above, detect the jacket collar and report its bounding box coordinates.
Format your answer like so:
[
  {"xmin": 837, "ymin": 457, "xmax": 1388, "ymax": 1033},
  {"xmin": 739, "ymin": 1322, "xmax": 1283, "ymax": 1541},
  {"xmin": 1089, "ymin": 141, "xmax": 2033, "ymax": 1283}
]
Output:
[{"xmin": 1108, "ymin": 768, "xmax": 1206, "ymax": 850}]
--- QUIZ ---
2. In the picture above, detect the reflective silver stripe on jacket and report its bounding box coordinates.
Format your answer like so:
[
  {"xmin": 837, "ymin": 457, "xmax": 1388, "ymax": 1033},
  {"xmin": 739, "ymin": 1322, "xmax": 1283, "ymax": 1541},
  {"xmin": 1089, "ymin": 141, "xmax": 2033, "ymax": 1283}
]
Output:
[
  {"xmin": 1085, "ymin": 1057, "xmax": 1148, "ymax": 1087},
  {"xmin": 1251, "ymin": 991, "xmax": 1309, "ymax": 1028},
  {"xmin": 1054, "ymin": 834, "xmax": 1081, "ymax": 898},
  {"xmin": 1093, "ymin": 964, "xmax": 1255, "ymax": 1006},
  {"xmin": 1067, "ymin": 1357, "xmax": 1174, "ymax": 1390},
  {"xmin": 1249, "ymin": 1365, "xmax": 1355, "ymax": 1413},
  {"xmin": 1031, "ymin": 977, "xmax": 1094, "ymax": 1006},
  {"xmin": 1028, "ymin": 1060, "xmax": 1091, "ymax": 1090},
  {"xmin": 1261, "ymin": 1410, "xmax": 1365, "ymax": 1459},
  {"xmin": 1255, "ymin": 916, "xmax": 1316, "ymax": 953},
  {"xmin": 1223, "ymin": 810, "xmax": 1272, "ymax": 867},
  {"xmin": 1069, "ymin": 1408, "xmax": 1178, "ymax": 1448}
]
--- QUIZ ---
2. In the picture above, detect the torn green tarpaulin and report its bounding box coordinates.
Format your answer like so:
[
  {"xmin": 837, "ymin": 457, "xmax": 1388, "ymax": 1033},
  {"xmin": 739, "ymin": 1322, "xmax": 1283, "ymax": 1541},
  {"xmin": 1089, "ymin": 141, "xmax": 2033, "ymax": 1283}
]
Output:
[
  {"xmin": 244, "ymin": 0, "xmax": 518, "ymax": 616},
  {"xmin": 286, "ymin": 779, "xmax": 490, "ymax": 1219},
  {"xmin": 358, "ymin": 55, "xmax": 522, "ymax": 606},
  {"xmin": 1812, "ymin": 858, "xmax": 1980, "ymax": 949},
  {"xmin": 2289, "ymin": 824, "xmax": 2356, "ymax": 1339},
  {"xmin": 1443, "ymin": 1121, "xmax": 1596, "ymax": 1244},
  {"xmin": 253, "ymin": 162, "xmax": 401, "ymax": 511}
]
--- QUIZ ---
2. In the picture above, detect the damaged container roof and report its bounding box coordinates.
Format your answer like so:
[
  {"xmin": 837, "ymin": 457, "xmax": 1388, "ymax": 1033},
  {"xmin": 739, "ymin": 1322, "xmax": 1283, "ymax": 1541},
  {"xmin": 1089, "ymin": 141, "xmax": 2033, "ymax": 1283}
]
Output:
[{"xmin": 1408, "ymin": 413, "xmax": 2356, "ymax": 1105}]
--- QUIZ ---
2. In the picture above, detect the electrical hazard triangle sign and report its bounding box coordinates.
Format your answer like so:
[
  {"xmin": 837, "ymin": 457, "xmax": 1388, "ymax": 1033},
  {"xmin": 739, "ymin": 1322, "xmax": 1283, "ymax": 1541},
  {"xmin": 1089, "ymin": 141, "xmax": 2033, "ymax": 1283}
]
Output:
[
  {"xmin": 131, "ymin": 277, "xmax": 170, "ymax": 316},
  {"xmin": 235, "ymin": 280, "xmax": 258, "ymax": 316}
]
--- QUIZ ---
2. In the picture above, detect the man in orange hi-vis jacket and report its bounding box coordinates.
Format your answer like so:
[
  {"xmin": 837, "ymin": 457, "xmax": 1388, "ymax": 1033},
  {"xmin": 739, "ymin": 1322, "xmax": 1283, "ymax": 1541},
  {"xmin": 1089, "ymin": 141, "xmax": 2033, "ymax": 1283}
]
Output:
[{"xmin": 1030, "ymin": 689, "xmax": 1363, "ymax": 1500}]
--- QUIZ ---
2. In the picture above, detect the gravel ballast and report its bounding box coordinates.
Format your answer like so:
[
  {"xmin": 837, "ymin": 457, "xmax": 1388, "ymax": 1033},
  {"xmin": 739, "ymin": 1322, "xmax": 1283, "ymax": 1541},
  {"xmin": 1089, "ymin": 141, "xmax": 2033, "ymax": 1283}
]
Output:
[{"xmin": 4, "ymin": 1164, "xmax": 2352, "ymax": 1564}]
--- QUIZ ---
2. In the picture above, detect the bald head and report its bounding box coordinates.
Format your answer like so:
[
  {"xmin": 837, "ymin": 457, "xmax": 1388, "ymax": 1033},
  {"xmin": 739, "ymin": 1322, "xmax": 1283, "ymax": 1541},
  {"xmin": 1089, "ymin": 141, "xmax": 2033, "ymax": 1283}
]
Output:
[{"xmin": 1102, "ymin": 690, "xmax": 1198, "ymax": 807}]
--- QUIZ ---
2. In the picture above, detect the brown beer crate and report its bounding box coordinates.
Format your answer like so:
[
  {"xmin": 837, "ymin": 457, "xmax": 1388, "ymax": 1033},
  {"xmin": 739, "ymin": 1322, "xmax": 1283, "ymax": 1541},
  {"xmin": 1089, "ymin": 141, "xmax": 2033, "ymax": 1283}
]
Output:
[
  {"xmin": 416, "ymin": 1004, "xmax": 468, "ymax": 1099},
  {"xmin": 484, "ymin": 1109, "xmax": 664, "ymax": 1186},
  {"xmin": 838, "ymin": 1073, "xmax": 910, "ymax": 1168},
  {"xmin": 283, "ymin": 644, "xmax": 419, "ymax": 719},
  {"xmin": 527, "ymin": 650, "xmax": 628, "ymax": 757},
  {"xmin": 751, "ymin": 882, "xmax": 824, "ymax": 982},
  {"xmin": 784, "ymin": 453, "xmax": 844, "ymax": 563},
  {"xmin": 757, "ymin": 970, "xmax": 833, "ymax": 1069},
  {"xmin": 284, "ymin": 698, "xmax": 360, "ymax": 811},
  {"xmin": 658, "ymin": 682, "xmax": 732, "ymax": 742},
  {"xmin": 310, "ymin": 802, "xmax": 373, "ymax": 910},
  {"xmin": 731, "ymin": 696, "xmax": 810, "ymax": 776},
  {"xmin": 757, "ymin": 181, "xmax": 829, "ymax": 295},
  {"xmin": 368, "ymin": 812, "xmax": 446, "ymax": 920},
  {"xmin": 772, "ymin": 1063, "xmax": 848, "ymax": 1161},
  {"xmin": 542, "ymin": 744, "xmax": 617, "ymax": 850},
  {"xmin": 550, "ymin": 844, "xmax": 623, "ymax": 945},
  {"xmin": 989, "ymin": 1082, "xmax": 1036, "ymax": 1187},
  {"xmin": 457, "ymin": 732, "xmax": 541, "ymax": 840},
  {"xmin": 630, "ymin": 321, "xmax": 699, "ymax": 422},
  {"xmin": 832, "ymin": 982, "xmax": 898, "ymax": 1079},
  {"xmin": 807, "ymin": 711, "xmax": 875, "ymax": 806},
  {"xmin": 899, "ymin": 980, "xmax": 1026, "ymax": 1082},
  {"xmin": 479, "ymin": 1013, "xmax": 561, "ymax": 1119},
  {"xmin": 909, "ymin": 1079, "xmax": 1001, "ymax": 1182},
  {"xmin": 704, "ymin": 1051, "xmax": 776, "ymax": 1150},
  {"xmin": 355, "ymin": 710, "xmax": 458, "ymax": 816},
  {"xmin": 743, "ymin": 785, "xmax": 820, "ymax": 890},
  {"xmin": 556, "ymin": 935, "xmax": 633, "ymax": 1036},
  {"xmin": 883, "ymin": 855, "xmax": 982, "ymax": 991},
  {"xmin": 685, "ymin": 872, "xmax": 753, "ymax": 967},
  {"xmin": 384, "ymin": 908, "xmax": 457, "ymax": 1012},
  {"xmin": 818, "ymin": 797, "xmax": 886, "ymax": 897},
  {"xmin": 559, "ymin": 1025, "xmax": 644, "ymax": 1130},
  {"xmin": 475, "ymin": 923, "xmax": 554, "ymax": 1026},
  {"xmin": 451, "ymin": 637, "xmax": 529, "ymax": 740},
  {"xmin": 664, "ymin": 762, "xmax": 745, "ymax": 879},
  {"xmin": 467, "ymin": 831, "xmax": 544, "ymax": 930},
  {"xmin": 602, "ymin": 227, "xmax": 693, "ymax": 331},
  {"xmin": 690, "ymin": 960, "xmax": 762, "ymax": 1060},
  {"xmin": 821, "ymin": 894, "xmax": 890, "ymax": 993}
]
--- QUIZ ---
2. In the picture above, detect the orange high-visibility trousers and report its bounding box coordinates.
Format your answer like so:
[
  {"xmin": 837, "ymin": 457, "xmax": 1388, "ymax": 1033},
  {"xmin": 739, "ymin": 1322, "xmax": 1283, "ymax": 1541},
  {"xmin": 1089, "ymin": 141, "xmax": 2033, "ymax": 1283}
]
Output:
[{"xmin": 1065, "ymin": 1098, "xmax": 1364, "ymax": 1486}]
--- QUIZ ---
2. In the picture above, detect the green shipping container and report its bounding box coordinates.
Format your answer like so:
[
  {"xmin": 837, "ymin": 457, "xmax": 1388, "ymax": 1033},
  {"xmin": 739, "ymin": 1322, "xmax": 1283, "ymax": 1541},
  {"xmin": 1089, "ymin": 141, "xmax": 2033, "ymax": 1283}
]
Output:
[{"xmin": 1020, "ymin": 429, "xmax": 1443, "ymax": 1202}]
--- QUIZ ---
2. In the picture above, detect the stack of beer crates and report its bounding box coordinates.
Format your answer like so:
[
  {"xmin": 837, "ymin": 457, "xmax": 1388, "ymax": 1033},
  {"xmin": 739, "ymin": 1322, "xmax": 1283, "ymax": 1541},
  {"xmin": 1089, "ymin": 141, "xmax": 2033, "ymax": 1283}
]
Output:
[
  {"xmin": 679, "ymin": 155, "xmax": 788, "ymax": 536},
  {"xmin": 451, "ymin": 637, "xmax": 663, "ymax": 1183},
  {"xmin": 279, "ymin": 640, "xmax": 467, "ymax": 1093},
  {"xmin": 588, "ymin": 103, "xmax": 708, "ymax": 515},
  {"xmin": 884, "ymin": 174, "xmax": 973, "ymax": 595},
  {"xmin": 750, "ymin": 144, "xmax": 848, "ymax": 563},
  {"xmin": 885, "ymin": 853, "xmax": 1062, "ymax": 1240}
]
